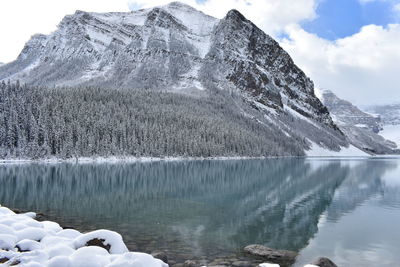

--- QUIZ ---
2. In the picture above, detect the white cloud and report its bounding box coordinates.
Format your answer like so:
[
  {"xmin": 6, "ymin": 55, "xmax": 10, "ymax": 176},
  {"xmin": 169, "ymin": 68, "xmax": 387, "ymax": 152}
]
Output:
[
  {"xmin": 281, "ymin": 24, "xmax": 400, "ymax": 105},
  {"xmin": 0, "ymin": 0, "xmax": 131, "ymax": 63},
  {"xmin": 395, "ymin": 3, "xmax": 400, "ymax": 12}
]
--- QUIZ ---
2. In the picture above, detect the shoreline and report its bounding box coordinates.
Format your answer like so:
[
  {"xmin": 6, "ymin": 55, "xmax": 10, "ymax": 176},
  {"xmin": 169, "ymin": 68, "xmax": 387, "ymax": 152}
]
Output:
[
  {"xmin": 0, "ymin": 156, "xmax": 272, "ymax": 165},
  {"xmin": 0, "ymin": 154, "xmax": 386, "ymax": 165}
]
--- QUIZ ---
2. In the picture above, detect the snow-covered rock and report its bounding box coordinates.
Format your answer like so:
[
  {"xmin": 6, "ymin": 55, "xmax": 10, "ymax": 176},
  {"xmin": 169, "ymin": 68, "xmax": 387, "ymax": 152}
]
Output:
[
  {"xmin": 74, "ymin": 230, "xmax": 128, "ymax": 254},
  {"xmin": 0, "ymin": 206, "xmax": 167, "ymax": 267}
]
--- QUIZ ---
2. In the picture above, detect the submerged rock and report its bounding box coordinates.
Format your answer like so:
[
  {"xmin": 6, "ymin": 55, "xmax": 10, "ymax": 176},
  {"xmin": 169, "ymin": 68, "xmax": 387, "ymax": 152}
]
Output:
[
  {"xmin": 152, "ymin": 250, "xmax": 169, "ymax": 264},
  {"xmin": 244, "ymin": 244, "xmax": 298, "ymax": 265},
  {"xmin": 311, "ymin": 257, "xmax": 337, "ymax": 267},
  {"xmin": 183, "ymin": 260, "xmax": 197, "ymax": 267}
]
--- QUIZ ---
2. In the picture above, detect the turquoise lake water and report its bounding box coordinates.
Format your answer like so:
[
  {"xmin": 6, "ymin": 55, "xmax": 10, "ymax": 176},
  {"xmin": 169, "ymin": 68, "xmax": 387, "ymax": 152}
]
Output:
[{"xmin": 0, "ymin": 158, "xmax": 399, "ymax": 266}]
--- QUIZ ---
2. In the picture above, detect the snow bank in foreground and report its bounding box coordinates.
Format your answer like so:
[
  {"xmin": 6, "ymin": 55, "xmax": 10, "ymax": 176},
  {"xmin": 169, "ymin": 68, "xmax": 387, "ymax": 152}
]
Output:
[
  {"xmin": 0, "ymin": 206, "xmax": 325, "ymax": 267},
  {"xmin": 0, "ymin": 206, "xmax": 167, "ymax": 267},
  {"xmin": 306, "ymin": 141, "xmax": 369, "ymax": 157}
]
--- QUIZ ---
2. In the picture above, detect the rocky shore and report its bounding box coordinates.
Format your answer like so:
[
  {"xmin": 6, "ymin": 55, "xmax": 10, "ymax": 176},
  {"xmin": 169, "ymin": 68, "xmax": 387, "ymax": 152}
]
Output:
[{"xmin": 0, "ymin": 206, "xmax": 337, "ymax": 267}]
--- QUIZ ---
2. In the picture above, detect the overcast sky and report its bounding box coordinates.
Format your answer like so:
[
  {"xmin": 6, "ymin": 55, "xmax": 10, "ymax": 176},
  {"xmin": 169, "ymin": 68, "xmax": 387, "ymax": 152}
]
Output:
[{"xmin": 0, "ymin": 0, "xmax": 399, "ymax": 106}]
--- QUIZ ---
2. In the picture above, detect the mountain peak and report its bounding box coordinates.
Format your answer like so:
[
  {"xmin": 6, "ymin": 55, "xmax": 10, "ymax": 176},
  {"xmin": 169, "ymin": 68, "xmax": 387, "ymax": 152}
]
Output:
[
  {"xmin": 225, "ymin": 9, "xmax": 247, "ymax": 21},
  {"xmin": 164, "ymin": 1, "xmax": 197, "ymax": 10},
  {"xmin": 74, "ymin": 10, "xmax": 88, "ymax": 15}
]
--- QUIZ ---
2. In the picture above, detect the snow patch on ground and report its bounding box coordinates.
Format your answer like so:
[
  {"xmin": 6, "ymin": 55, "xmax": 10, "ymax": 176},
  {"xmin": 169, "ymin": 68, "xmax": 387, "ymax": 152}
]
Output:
[
  {"xmin": 380, "ymin": 124, "xmax": 400, "ymax": 147},
  {"xmin": 306, "ymin": 141, "xmax": 369, "ymax": 157},
  {"xmin": 0, "ymin": 206, "xmax": 167, "ymax": 267}
]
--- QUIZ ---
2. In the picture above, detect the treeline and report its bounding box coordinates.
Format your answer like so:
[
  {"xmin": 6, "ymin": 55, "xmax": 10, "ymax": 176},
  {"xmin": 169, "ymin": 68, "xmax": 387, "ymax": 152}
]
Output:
[{"xmin": 0, "ymin": 82, "xmax": 305, "ymax": 159}]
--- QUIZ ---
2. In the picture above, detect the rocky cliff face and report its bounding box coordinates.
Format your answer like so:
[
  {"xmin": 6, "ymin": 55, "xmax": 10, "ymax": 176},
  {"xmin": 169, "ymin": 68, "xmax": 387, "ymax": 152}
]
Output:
[
  {"xmin": 0, "ymin": 2, "xmax": 361, "ymax": 155},
  {"xmin": 321, "ymin": 90, "xmax": 397, "ymax": 154}
]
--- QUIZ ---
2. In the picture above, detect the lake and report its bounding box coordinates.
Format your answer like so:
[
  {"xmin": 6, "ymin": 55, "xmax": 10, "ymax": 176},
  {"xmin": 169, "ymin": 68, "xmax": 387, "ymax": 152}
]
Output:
[{"xmin": 0, "ymin": 158, "xmax": 399, "ymax": 266}]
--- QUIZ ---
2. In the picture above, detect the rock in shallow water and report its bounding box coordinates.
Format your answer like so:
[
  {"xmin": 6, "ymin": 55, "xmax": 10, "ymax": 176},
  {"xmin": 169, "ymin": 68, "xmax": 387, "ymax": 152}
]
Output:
[
  {"xmin": 311, "ymin": 257, "xmax": 337, "ymax": 267},
  {"xmin": 183, "ymin": 260, "xmax": 197, "ymax": 267},
  {"xmin": 244, "ymin": 244, "xmax": 298, "ymax": 265},
  {"xmin": 151, "ymin": 250, "xmax": 169, "ymax": 264}
]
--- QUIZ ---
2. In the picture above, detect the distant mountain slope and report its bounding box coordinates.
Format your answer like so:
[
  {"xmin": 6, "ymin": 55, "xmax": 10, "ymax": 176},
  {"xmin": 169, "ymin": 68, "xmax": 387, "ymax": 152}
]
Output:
[
  {"xmin": 379, "ymin": 125, "xmax": 400, "ymax": 147},
  {"xmin": 367, "ymin": 104, "xmax": 400, "ymax": 126},
  {"xmin": 321, "ymin": 90, "xmax": 382, "ymax": 133},
  {"xmin": 367, "ymin": 104, "xmax": 400, "ymax": 147},
  {"xmin": 0, "ymin": 2, "xmax": 369, "ymax": 157},
  {"xmin": 321, "ymin": 90, "xmax": 397, "ymax": 154}
]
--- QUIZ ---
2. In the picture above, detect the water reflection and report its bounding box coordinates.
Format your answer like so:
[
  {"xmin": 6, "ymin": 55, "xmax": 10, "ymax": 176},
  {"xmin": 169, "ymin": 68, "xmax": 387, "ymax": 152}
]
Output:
[
  {"xmin": 0, "ymin": 158, "xmax": 399, "ymax": 266},
  {"xmin": 295, "ymin": 159, "xmax": 400, "ymax": 267}
]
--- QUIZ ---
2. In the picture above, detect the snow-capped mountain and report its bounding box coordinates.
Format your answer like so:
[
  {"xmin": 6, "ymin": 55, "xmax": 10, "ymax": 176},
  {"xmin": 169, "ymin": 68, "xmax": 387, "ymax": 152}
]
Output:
[
  {"xmin": 0, "ymin": 2, "xmax": 374, "ymax": 156},
  {"xmin": 321, "ymin": 90, "xmax": 397, "ymax": 154}
]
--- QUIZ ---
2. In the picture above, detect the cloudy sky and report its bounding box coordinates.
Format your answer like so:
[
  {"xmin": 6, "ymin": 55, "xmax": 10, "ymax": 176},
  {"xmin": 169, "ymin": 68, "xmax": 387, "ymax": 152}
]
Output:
[{"xmin": 0, "ymin": 0, "xmax": 399, "ymax": 106}]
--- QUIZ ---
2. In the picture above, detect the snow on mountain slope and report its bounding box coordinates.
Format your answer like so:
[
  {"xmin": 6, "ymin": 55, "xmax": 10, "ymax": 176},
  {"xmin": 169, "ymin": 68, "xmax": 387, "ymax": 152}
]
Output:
[
  {"xmin": 306, "ymin": 141, "xmax": 368, "ymax": 157},
  {"xmin": 0, "ymin": 2, "xmax": 374, "ymax": 156}
]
